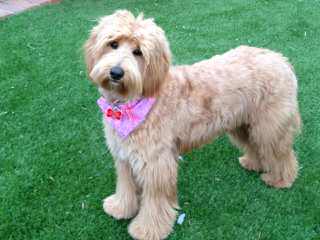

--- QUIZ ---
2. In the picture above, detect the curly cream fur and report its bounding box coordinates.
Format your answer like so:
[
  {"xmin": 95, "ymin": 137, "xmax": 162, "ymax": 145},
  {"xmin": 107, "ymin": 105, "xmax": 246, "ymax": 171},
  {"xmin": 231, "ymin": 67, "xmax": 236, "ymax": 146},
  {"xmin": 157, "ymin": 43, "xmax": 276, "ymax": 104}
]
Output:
[{"xmin": 84, "ymin": 10, "xmax": 301, "ymax": 240}]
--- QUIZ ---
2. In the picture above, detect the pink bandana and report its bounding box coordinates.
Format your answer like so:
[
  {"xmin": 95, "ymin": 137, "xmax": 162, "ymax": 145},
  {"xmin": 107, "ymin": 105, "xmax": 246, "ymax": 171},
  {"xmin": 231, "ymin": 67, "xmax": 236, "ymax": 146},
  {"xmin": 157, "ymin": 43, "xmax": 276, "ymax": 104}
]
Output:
[{"xmin": 97, "ymin": 97, "xmax": 156, "ymax": 139}]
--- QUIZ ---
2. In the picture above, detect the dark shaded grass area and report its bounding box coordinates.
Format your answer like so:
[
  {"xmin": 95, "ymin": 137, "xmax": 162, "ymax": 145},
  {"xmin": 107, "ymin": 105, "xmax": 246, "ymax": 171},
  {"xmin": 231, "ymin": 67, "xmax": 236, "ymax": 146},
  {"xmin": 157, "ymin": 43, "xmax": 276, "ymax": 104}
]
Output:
[{"xmin": 0, "ymin": 0, "xmax": 319, "ymax": 239}]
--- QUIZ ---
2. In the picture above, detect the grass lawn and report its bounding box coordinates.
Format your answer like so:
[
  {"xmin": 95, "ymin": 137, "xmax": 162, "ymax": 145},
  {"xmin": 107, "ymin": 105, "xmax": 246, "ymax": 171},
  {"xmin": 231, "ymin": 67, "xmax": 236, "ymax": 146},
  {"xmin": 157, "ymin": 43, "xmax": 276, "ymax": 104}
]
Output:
[{"xmin": 1, "ymin": 0, "xmax": 320, "ymax": 239}]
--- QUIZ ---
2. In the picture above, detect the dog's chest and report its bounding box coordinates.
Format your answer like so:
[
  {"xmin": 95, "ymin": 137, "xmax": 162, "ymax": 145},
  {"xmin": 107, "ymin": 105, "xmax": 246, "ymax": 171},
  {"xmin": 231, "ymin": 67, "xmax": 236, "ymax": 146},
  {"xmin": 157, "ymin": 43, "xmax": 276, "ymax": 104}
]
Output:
[{"xmin": 103, "ymin": 120, "xmax": 145, "ymax": 171}]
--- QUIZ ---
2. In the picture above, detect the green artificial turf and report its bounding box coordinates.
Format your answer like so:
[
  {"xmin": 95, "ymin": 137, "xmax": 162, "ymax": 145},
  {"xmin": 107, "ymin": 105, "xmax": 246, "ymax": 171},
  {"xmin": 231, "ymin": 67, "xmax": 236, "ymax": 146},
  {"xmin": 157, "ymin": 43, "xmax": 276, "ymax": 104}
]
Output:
[{"xmin": 1, "ymin": 0, "xmax": 320, "ymax": 239}]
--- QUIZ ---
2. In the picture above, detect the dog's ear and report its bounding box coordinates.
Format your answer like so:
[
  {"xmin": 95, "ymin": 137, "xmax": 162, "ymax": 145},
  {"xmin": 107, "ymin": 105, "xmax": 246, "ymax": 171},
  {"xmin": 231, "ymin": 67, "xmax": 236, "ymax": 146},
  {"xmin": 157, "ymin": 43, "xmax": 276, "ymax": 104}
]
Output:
[{"xmin": 142, "ymin": 21, "xmax": 172, "ymax": 97}]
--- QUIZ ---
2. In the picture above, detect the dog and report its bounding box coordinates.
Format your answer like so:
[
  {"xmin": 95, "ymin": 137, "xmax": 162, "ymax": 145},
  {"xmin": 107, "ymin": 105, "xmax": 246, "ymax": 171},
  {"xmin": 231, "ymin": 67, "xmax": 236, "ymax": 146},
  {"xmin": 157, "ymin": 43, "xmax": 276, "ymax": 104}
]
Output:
[{"xmin": 84, "ymin": 10, "xmax": 301, "ymax": 240}]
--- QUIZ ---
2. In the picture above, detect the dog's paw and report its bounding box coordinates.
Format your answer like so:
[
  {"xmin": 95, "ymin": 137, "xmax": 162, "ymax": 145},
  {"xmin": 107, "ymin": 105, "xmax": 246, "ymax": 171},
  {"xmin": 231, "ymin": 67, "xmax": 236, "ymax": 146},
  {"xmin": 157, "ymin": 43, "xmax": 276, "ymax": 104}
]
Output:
[
  {"xmin": 128, "ymin": 217, "xmax": 172, "ymax": 240},
  {"xmin": 239, "ymin": 155, "xmax": 261, "ymax": 172},
  {"xmin": 128, "ymin": 220, "xmax": 148, "ymax": 240},
  {"xmin": 103, "ymin": 194, "xmax": 138, "ymax": 220},
  {"xmin": 260, "ymin": 173, "xmax": 293, "ymax": 188}
]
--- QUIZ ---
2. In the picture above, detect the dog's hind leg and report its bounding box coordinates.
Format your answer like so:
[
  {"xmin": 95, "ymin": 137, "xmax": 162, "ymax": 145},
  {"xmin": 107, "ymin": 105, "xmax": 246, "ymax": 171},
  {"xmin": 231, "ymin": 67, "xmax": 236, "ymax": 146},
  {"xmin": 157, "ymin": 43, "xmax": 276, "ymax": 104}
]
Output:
[
  {"xmin": 103, "ymin": 160, "xmax": 139, "ymax": 219},
  {"xmin": 228, "ymin": 125, "xmax": 262, "ymax": 172},
  {"xmin": 250, "ymin": 111, "xmax": 300, "ymax": 188}
]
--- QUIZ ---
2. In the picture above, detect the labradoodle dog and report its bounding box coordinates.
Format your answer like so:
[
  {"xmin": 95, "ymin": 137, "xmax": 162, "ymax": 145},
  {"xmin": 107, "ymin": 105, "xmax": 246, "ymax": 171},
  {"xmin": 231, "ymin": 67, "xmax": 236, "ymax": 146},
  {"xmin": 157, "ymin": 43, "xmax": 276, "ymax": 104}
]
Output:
[{"xmin": 84, "ymin": 10, "xmax": 301, "ymax": 240}]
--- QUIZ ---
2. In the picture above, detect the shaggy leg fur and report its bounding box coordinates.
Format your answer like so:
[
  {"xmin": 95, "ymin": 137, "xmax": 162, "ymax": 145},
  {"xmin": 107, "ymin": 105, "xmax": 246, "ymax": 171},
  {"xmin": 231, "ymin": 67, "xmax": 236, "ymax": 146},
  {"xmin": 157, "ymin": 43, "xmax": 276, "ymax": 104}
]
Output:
[
  {"xmin": 258, "ymin": 145, "xmax": 298, "ymax": 188},
  {"xmin": 229, "ymin": 113, "xmax": 299, "ymax": 188},
  {"xmin": 250, "ymin": 112, "xmax": 300, "ymax": 188},
  {"xmin": 128, "ymin": 152, "xmax": 178, "ymax": 240},
  {"xmin": 229, "ymin": 126, "xmax": 262, "ymax": 172},
  {"xmin": 103, "ymin": 160, "xmax": 138, "ymax": 219}
]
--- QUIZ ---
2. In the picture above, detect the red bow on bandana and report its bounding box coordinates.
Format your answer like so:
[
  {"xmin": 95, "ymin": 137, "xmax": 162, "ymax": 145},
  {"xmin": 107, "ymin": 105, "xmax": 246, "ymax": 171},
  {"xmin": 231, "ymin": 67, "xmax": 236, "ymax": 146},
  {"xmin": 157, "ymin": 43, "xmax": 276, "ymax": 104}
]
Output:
[{"xmin": 105, "ymin": 108, "xmax": 122, "ymax": 120}]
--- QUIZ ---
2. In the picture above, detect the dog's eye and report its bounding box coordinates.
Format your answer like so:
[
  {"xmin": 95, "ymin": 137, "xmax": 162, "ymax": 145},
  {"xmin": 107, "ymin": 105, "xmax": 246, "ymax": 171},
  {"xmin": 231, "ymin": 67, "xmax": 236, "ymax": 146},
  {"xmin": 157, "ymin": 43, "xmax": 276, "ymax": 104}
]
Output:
[
  {"xmin": 109, "ymin": 41, "xmax": 119, "ymax": 49},
  {"xmin": 133, "ymin": 48, "xmax": 143, "ymax": 56}
]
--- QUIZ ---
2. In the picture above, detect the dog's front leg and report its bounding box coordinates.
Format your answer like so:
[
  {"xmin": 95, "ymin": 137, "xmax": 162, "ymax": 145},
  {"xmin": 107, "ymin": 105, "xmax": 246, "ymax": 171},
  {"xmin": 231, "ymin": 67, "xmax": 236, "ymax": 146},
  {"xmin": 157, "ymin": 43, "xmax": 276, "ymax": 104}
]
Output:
[
  {"xmin": 128, "ymin": 151, "xmax": 178, "ymax": 240},
  {"xmin": 103, "ymin": 160, "xmax": 139, "ymax": 219}
]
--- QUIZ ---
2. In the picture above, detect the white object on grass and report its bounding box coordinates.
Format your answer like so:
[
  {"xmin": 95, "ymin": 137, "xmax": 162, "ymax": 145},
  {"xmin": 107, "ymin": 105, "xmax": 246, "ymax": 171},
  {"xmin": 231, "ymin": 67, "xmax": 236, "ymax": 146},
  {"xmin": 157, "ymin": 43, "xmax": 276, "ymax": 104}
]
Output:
[
  {"xmin": 177, "ymin": 213, "xmax": 186, "ymax": 225},
  {"xmin": 178, "ymin": 155, "xmax": 184, "ymax": 161}
]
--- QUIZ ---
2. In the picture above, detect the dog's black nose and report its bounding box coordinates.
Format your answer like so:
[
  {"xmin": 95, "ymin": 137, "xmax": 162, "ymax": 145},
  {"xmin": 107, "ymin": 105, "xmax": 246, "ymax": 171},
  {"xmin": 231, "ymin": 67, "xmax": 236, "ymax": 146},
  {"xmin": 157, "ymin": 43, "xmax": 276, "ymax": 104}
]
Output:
[{"xmin": 110, "ymin": 66, "xmax": 124, "ymax": 81}]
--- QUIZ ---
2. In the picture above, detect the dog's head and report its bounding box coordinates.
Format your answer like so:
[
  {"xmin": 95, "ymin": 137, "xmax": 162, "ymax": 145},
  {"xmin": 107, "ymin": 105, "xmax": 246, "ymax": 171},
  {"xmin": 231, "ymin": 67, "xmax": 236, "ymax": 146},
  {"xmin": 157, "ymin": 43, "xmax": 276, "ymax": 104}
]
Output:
[{"xmin": 84, "ymin": 10, "xmax": 171, "ymax": 101}]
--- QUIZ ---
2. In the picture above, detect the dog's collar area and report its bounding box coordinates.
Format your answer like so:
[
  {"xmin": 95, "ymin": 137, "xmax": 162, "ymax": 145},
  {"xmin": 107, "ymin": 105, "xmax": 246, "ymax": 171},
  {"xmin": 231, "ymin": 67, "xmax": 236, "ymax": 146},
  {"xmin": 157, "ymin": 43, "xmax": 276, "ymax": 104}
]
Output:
[{"xmin": 97, "ymin": 96, "xmax": 156, "ymax": 138}]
